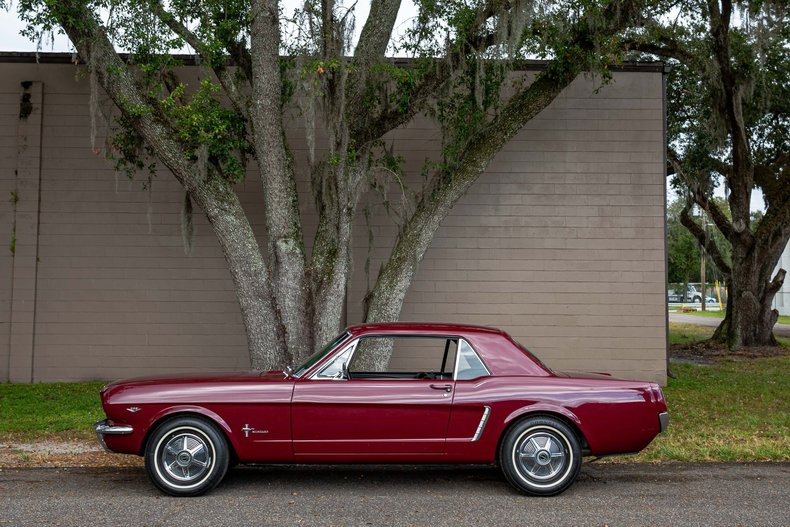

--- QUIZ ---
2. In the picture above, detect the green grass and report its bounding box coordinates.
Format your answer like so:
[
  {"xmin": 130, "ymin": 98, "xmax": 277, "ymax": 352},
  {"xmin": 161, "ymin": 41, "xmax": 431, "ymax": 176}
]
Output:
[
  {"xmin": 629, "ymin": 356, "xmax": 790, "ymax": 462},
  {"xmin": 0, "ymin": 382, "xmax": 105, "ymax": 441},
  {"xmin": 669, "ymin": 323, "xmax": 716, "ymax": 345},
  {"xmin": 680, "ymin": 310, "xmax": 790, "ymax": 325}
]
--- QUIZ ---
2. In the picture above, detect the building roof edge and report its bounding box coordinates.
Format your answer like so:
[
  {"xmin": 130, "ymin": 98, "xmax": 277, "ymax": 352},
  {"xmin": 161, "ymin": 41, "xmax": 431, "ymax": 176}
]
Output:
[{"xmin": 0, "ymin": 51, "xmax": 665, "ymax": 72}]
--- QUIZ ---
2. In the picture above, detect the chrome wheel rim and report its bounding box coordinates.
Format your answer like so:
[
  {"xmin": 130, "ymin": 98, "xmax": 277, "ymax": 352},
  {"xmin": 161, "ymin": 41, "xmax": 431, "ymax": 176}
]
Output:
[
  {"xmin": 515, "ymin": 430, "xmax": 567, "ymax": 481},
  {"xmin": 160, "ymin": 432, "xmax": 212, "ymax": 483}
]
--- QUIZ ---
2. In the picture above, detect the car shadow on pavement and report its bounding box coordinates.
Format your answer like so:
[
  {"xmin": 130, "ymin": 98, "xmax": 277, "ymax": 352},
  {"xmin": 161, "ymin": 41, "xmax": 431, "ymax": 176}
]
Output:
[{"xmin": 220, "ymin": 464, "xmax": 508, "ymax": 492}]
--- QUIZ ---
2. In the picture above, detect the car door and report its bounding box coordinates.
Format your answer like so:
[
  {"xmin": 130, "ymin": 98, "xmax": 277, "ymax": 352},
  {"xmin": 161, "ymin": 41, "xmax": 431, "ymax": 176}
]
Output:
[{"xmin": 291, "ymin": 336, "xmax": 456, "ymax": 455}]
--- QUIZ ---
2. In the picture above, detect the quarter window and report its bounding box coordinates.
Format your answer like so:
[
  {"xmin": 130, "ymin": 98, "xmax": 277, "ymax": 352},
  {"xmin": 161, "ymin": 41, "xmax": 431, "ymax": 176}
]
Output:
[{"xmin": 456, "ymin": 340, "xmax": 490, "ymax": 380}]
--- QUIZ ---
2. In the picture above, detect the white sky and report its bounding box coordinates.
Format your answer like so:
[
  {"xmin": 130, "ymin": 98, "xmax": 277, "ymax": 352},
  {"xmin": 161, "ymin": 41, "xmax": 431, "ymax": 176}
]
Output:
[{"xmin": 0, "ymin": 1, "xmax": 419, "ymax": 52}]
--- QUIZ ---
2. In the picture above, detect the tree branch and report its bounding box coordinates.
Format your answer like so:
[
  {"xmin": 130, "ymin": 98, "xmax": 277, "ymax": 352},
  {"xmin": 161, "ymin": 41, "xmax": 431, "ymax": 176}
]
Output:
[
  {"xmin": 667, "ymin": 149, "xmax": 739, "ymax": 243},
  {"xmin": 350, "ymin": 1, "xmax": 504, "ymax": 147},
  {"xmin": 352, "ymin": 0, "xmax": 402, "ymax": 69},
  {"xmin": 148, "ymin": 1, "xmax": 249, "ymax": 120},
  {"xmin": 754, "ymin": 153, "xmax": 790, "ymax": 205},
  {"xmin": 707, "ymin": 0, "xmax": 754, "ymax": 232},
  {"xmin": 679, "ymin": 203, "xmax": 732, "ymax": 276},
  {"xmin": 623, "ymin": 37, "xmax": 696, "ymax": 64},
  {"xmin": 766, "ymin": 268, "xmax": 786, "ymax": 298}
]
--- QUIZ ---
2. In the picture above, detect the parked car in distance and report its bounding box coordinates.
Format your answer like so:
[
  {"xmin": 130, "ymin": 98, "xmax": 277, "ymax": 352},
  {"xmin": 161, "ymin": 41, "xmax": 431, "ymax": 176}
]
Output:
[
  {"xmin": 668, "ymin": 284, "xmax": 703, "ymax": 303},
  {"xmin": 94, "ymin": 323, "xmax": 669, "ymax": 497}
]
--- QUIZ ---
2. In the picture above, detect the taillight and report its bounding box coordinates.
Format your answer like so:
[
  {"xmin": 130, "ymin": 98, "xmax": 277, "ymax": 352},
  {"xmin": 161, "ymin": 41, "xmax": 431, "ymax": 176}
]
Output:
[{"xmin": 654, "ymin": 384, "xmax": 665, "ymax": 403}]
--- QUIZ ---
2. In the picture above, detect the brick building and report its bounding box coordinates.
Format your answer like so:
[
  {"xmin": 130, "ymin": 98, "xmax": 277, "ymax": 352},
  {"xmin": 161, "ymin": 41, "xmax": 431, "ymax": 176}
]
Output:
[{"xmin": 0, "ymin": 53, "xmax": 669, "ymax": 384}]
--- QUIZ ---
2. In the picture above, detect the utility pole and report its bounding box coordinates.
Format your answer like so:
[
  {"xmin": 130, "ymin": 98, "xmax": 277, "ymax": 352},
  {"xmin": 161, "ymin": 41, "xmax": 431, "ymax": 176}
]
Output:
[
  {"xmin": 700, "ymin": 210, "xmax": 707, "ymax": 311},
  {"xmin": 701, "ymin": 246, "xmax": 706, "ymax": 311}
]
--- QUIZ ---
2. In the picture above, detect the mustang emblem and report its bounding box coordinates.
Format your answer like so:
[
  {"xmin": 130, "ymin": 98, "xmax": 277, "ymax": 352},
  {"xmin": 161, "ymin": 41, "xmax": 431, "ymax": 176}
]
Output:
[{"xmin": 241, "ymin": 424, "xmax": 268, "ymax": 438}]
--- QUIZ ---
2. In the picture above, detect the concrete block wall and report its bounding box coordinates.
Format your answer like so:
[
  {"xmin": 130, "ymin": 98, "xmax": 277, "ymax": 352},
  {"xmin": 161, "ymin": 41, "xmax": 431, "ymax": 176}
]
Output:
[
  {"xmin": 347, "ymin": 71, "xmax": 668, "ymax": 382},
  {"xmin": 0, "ymin": 56, "xmax": 667, "ymax": 384}
]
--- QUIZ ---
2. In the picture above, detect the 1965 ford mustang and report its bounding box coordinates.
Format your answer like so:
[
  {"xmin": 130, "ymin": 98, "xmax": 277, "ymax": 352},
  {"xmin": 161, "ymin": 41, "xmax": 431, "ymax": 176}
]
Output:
[{"xmin": 94, "ymin": 323, "xmax": 668, "ymax": 497}]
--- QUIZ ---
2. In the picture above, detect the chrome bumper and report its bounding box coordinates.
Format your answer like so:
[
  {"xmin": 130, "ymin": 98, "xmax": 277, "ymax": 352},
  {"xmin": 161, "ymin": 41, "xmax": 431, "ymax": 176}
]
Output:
[
  {"xmin": 94, "ymin": 418, "xmax": 134, "ymax": 452},
  {"xmin": 658, "ymin": 412, "xmax": 669, "ymax": 433}
]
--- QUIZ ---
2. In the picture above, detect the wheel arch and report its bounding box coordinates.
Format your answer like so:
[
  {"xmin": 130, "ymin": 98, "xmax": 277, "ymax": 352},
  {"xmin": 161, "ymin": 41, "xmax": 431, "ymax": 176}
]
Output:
[
  {"xmin": 498, "ymin": 407, "xmax": 591, "ymax": 457},
  {"xmin": 140, "ymin": 406, "xmax": 240, "ymax": 463}
]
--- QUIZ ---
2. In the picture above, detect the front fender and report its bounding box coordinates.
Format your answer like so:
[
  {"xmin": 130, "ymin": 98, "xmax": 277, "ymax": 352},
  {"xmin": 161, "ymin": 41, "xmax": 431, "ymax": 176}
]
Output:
[{"xmin": 142, "ymin": 405, "xmax": 241, "ymax": 456}]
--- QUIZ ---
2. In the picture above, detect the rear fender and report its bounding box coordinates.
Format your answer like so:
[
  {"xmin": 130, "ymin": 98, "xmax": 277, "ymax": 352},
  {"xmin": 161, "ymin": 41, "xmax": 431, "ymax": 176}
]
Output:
[{"xmin": 503, "ymin": 403, "xmax": 592, "ymax": 450}]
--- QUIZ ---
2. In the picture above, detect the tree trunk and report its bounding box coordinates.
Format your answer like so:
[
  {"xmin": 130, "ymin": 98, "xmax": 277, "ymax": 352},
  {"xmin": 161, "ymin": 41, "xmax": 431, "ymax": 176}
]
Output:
[
  {"xmin": 192, "ymin": 177, "xmax": 289, "ymax": 369},
  {"xmin": 250, "ymin": 0, "xmax": 312, "ymax": 362},
  {"xmin": 712, "ymin": 246, "xmax": 786, "ymax": 348}
]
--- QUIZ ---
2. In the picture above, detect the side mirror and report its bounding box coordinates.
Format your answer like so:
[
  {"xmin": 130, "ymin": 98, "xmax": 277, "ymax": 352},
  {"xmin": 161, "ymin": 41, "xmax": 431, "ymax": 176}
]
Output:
[{"xmin": 342, "ymin": 362, "xmax": 351, "ymax": 380}]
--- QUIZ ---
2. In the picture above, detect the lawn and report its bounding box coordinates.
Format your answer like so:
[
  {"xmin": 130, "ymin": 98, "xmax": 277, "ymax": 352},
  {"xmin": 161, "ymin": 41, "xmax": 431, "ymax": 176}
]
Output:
[
  {"xmin": 668, "ymin": 322, "xmax": 716, "ymax": 345},
  {"xmin": 0, "ymin": 382, "xmax": 104, "ymax": 441},
  {"xmin": 629, "ymin": 356, "xmax": 790, "ymax": 462}
]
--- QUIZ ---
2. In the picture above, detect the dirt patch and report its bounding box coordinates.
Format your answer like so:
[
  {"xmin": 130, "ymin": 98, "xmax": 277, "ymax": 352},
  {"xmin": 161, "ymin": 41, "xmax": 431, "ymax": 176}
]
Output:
[
  {"xmin": 670, "ymin": 341, "xmax": 790, "ymax": 365},
  {"xmin": 0, "ymin": 441, "xmax": 143, "ymax": 469}
]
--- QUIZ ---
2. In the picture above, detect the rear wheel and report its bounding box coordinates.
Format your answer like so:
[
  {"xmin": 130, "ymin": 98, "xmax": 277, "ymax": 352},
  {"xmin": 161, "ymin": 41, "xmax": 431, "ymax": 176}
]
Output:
[
  {"xmin": 499, "ymin": 416, "xmax": 581, "ymax": 496},
  {"xmin": 145, "ymin": 416, "xmax": 229, "ymax": 497}
]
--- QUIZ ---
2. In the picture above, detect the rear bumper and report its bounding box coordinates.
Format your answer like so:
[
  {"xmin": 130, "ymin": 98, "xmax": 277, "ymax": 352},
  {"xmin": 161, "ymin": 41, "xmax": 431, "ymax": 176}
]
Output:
[
  {"xmin": 658, "ymin": 412, "xmax": 670, "ymax": 433},
  {"xmin": 94, "ymin": 418, "xmax": 134, "ymax": 452}
]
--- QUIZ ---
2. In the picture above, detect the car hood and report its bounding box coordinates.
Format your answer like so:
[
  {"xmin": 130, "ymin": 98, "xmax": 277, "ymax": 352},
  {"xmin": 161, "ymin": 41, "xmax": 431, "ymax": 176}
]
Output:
[{"xmin": 101, "ymin": 370, "xmax": 289, "ymax": 402}]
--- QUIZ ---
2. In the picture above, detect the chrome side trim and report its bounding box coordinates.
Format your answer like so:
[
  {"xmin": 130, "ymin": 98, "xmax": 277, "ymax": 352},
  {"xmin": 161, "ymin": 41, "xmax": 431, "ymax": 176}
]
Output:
[
  {"xmin": 658, "ymin": 412, "xmax": 669, "ymax": 433},
  {"xmin": 471, "ymin": 406, "xmax": 491, "ymax": 442}
]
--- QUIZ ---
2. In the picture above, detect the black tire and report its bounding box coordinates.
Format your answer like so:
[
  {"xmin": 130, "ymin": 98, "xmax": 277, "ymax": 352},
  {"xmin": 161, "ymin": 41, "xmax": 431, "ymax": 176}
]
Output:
[
  {"xmin": 499, "ymin": 416, "xmax": 582, "ymax": 496},
  {"xmin": 145, "ymin": 416, "xmax": 230, "ymax": 497}
]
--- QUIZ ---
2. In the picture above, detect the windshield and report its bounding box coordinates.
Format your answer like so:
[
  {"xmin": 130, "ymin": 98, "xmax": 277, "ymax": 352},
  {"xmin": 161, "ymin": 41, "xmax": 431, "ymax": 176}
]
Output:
[{"xmin": 292, "ymin": 332, "xmax": 350, "ymax": 377}]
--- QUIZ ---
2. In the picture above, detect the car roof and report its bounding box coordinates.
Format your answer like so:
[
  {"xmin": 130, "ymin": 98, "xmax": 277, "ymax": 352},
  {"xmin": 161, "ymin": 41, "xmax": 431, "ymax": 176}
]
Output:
[{"xmin": 346, "ymin": 322, "xmax": 508, "ymax": 337}]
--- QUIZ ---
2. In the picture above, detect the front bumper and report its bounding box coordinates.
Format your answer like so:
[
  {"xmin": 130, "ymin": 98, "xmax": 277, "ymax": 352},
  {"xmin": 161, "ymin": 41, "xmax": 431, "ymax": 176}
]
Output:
[
  {"xmin": 94, "ymin": 418, "xmax": 134, "ymax": 452},
  {"xmin": 658, "ymin": 412, "xmax": 670, "ymax": 433}
]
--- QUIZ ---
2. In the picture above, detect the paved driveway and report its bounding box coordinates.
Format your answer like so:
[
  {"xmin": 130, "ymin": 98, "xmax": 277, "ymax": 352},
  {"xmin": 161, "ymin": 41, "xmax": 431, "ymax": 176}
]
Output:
[
  {"xmin": 1, "ymin": 462, "xmax": 788, "ymax": 526},
  {"xmin": 669, "ymin": 313, "xmax": 790, "ymax": 337}
]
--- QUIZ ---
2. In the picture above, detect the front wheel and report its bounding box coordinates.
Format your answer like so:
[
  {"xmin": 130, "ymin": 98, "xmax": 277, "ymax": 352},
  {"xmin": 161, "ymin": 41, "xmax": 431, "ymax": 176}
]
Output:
[
  {"xmin": 145, "ymin": 416, "xmax": 229, "ymax": 497},
  {"xmin": 499, "ymin": 416, "xmax": 581, "ymax": 496}
]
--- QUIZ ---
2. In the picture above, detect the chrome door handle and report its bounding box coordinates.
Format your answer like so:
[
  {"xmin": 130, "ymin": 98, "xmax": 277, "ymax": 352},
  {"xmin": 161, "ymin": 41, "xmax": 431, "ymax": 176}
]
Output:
[{"xmin": 430, "ymin": 384, "xmax": 453, "ymax": 392}]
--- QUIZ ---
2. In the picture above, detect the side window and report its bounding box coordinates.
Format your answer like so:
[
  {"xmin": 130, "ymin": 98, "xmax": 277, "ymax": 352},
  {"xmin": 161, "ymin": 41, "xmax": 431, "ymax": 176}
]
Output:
[
  {"xmin": 348, "ymin": 336, "xmax": 457, "ymax": 379},
  {"xmin": 456, "ymin": 340, "xmax": 489, "ymax": 380}
]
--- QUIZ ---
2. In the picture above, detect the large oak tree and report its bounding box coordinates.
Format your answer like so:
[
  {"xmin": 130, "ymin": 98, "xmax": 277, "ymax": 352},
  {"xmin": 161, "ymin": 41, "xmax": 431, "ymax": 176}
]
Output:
[
  {"xmin": 628, "ymin": 0, "xmax": 789, "ymax": 347},
  {"xmin": 8, "ymin": 0, "xmax": 649, "ymax": 368}
]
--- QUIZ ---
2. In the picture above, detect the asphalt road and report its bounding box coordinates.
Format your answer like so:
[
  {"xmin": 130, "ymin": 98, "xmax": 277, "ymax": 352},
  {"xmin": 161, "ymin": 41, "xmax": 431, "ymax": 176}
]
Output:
[
  {"xmin": 1, "ymin": 463, "xmax": 787, "ymax": 526},
  {"xmin": 669, "ymin": 313, "xmax": 790, "ymax": 337}
]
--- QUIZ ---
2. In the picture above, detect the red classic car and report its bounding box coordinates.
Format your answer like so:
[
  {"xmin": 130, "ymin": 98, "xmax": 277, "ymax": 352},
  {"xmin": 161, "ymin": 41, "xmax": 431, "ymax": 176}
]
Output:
[{"xmin": 94, "ymin": 323, "xmax": 669, "ymax": 497}]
